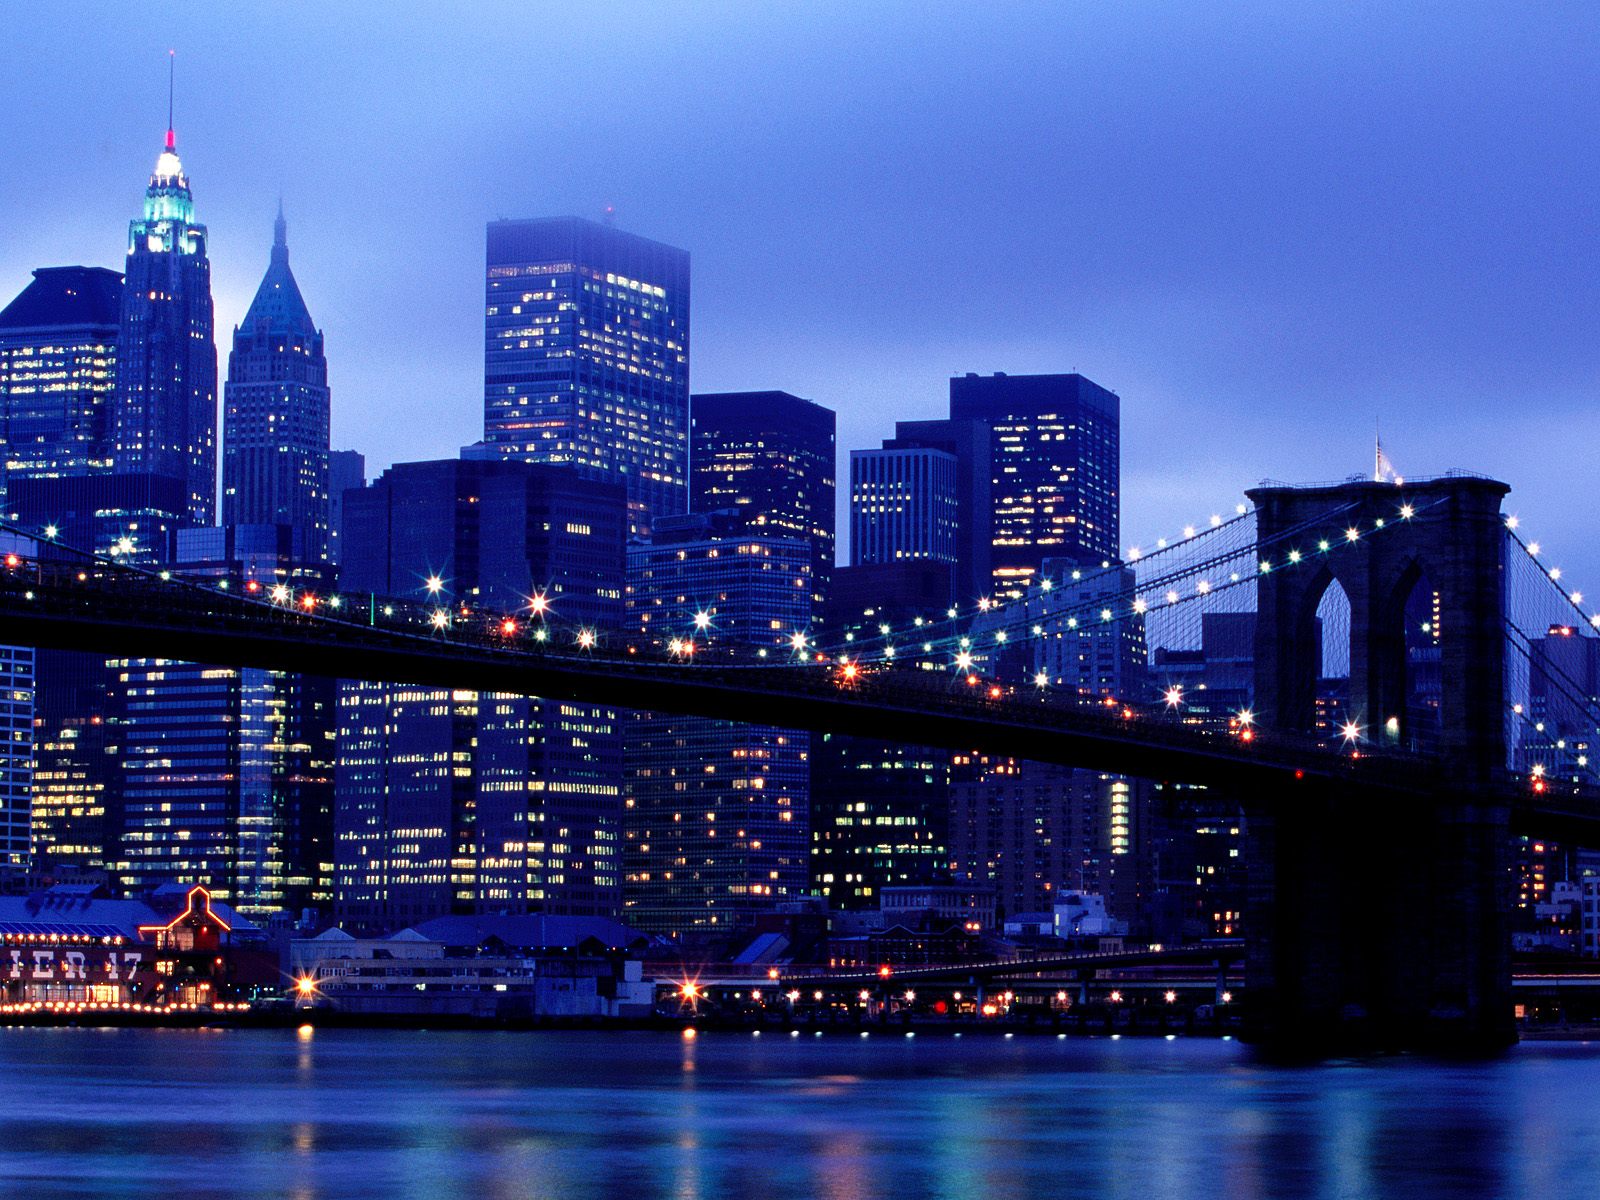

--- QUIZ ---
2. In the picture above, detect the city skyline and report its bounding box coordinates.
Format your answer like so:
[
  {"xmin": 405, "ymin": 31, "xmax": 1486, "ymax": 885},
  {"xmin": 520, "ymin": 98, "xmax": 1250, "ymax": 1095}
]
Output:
[{"xmin": 2, "ymin": 4, "xmax": 1596, "ymax": 582}]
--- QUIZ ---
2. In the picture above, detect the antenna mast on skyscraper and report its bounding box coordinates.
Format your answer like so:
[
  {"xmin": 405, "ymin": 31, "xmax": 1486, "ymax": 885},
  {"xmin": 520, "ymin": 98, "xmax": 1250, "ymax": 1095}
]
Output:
[{"xmin": 166, "ymin": 50, "xmax": 176, "ymax": 150}]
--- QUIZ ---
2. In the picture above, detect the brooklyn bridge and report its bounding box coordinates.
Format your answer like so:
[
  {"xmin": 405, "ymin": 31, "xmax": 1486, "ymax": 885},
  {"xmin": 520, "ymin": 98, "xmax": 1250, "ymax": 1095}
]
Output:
[{"xmin": 3, "ymin": 472, "xmax": 1597, "ymax": 1054}]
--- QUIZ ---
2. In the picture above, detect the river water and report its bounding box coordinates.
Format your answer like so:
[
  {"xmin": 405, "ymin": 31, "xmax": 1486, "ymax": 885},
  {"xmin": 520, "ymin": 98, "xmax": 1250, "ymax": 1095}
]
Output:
[{"xmin": 3, "ymin": 1027, "xmax": 1598, "ymax": 1198}]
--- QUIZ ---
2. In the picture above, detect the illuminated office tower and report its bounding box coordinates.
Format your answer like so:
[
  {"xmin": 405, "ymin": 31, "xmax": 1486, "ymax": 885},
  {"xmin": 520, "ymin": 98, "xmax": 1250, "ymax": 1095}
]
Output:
[
  {"xmin": 623, "ymin": 514, "xmax": 811, "ymax": 936},
  {"xmin": 28, "ymin": 650, "xmax": 115, "ymax": 875},
  {"xmin": 947, "ymin": 372, "xmax": 1120, "ymax": 599},
  {"xmin": 0, "ymin": 266, "xmax": 122, "ymax": 501},
  {"xmin": 850, "ymin": 442, "xmax": 959, "ymax": 567},
  {"xmin": 112, "ymin": 527, "xmax": 335, "ymax": 919},
  {"xmin": 0, "ymin": 641, "xmax": 33, "ymax": 871},
  {"xmin": 484, "ymin": 216, "xmax": 690, "ymax": 534},
  {"xmin": 691, "ymin": 391, "xmax": 835, "ymax": 608},
  {"xmin": 335, "ymin": 458, "xmax": 629, "ymax": 930},
  {"xmin": 223, "ymin": 208, "xmax": 331, "ymax": 560},
  {"xmin": 112, "ymin": 115, "xmax": 217, "ymax": 527}
]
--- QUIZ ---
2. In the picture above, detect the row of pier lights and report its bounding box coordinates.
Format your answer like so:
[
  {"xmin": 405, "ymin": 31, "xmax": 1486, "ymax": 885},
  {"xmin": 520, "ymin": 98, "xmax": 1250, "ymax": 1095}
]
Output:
[{"xmin": 668, "ymin": 970, "xmax": 1238, "ymax": 1028}]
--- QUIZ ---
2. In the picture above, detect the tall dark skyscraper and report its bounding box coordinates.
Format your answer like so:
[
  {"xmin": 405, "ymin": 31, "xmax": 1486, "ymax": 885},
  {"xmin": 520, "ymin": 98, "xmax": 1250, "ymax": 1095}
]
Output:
[
  {"xmin": 890, "ymin": 417, "xmax": 993, "ymax": 605},
  {"xmin": 483, "ymin": 216, "xmax": 691, "ymax": 534},
  {"xmin": 690, "ymin": 390, "xmax": 836, "ymax": 609},
  {"xmin": 326, "ymin": 449, "xmax": 365, "ymax": 569},
  {"xmin": 113, "ymin": 120, "xmax": 217, "ymax": 526},
  {"xmin": 336, "ymin": 458, "xmax": 629, "ymax": 931},
  {"xmin": 223, "ymin": 207, "xmax": 331, "ymax": 560},
  {"xmin": 0, "ymin": 266, "xmax": 122, "ymax": 500},
  {"xmin": 948, "ymin": 372, "xmax": 1120, "ymax": 597}
]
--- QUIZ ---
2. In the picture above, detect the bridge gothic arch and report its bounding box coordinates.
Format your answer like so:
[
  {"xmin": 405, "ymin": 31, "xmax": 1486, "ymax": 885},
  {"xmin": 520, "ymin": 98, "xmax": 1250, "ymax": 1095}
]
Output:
[{"xmin": 1248, "ymin": 475, "xmax": 1509, "ymax": 784}]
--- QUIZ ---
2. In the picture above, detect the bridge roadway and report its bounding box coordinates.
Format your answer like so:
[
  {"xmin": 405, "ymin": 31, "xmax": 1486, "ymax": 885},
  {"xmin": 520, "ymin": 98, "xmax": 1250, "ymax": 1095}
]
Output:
[{"xmin": 0, "ymin": 552, "xmax": 1585, "ymax": 824}]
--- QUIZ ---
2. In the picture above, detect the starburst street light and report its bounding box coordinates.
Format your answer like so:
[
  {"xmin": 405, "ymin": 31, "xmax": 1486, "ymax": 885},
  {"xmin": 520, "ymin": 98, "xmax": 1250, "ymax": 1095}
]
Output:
[
  {"xmin": 694, "ymin": 610, "xmax": 711, "ymax": 630},
  {"xmin": 430, "ymin": 609, "xmax": 450, "ymax": 630},
  {"xmin": 1340, "ymin": 720, "xmax": 1363, "ymax": 744},
  {"xmin": 1035, "ymin": 671, "xmax": 1049, "ymax": 688},
  {"xmin": 529, "ymin": 592, "xmax": 549, "ymax": 616},
  {"xmin": 425, "ymin": 575, "xmax": 444, "ymax": 595},
  {"xmin": 577, "ymin": 628, "xmax": 595, "ymax": 649},
  {"xmin": 790, "ymin": 631, "xmax": 808, "ymax": 653},
  {"xmin": 955, "ymin": 651, "xmax": 974, "ymax": 671},
  {"xmin": 1164, "ymin": 685, "xmax": 1184, "ymax": 708}
]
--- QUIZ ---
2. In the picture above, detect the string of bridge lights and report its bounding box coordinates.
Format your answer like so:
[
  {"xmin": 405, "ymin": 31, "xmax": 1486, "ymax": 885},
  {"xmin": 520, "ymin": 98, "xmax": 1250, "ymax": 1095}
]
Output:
[
  {"xmin": 1506, "ymin": 520, "xmax": 1600, "ymax": 632},
  {"xmin": 801, "ymin": 497, "xmax": 1432, "ymax": 676}
]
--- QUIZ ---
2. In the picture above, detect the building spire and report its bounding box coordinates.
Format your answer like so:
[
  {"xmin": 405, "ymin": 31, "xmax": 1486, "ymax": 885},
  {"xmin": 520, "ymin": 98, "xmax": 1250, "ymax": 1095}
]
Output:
[
  {"xmin": 165, "ymin": 50, "xmax": 176, "ymax": 152},
  {"xmin": 272, "ymin": 200, "xmax": 288, "ymax": 265}
]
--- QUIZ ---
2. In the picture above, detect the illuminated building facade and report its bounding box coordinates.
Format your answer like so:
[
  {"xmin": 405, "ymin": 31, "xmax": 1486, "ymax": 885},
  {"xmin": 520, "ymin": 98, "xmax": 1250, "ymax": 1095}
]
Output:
[
  {"xmin": 0, "ymin": 266, "xmax": 122, "ymax": 499},
  {"xmin": 335, "ymin": 458, "xmax": 629, "ymax": 930},
  {"xmin": 113, "ymin": 121, "xmax": 217, "ymax": 527},
  {"xmin": 949, "ymin": 756, "xmax": 1169, "ymax": 933},
  {"xmin": 690, "ymin": 390, "xmax": 836, "ymax": 608},
  {"xmin": 112, "ymin": 526, "xmax": 336, "ymax": 919},
  {"xmin": 891, "ymin": 417, "xmax": 992, "ymax": 605},
  {"xmin": 850, "ymin": 443, "xmax": 959, "ymax": 567},
  {"xmin": 949, "ymin": 372, "xmax": 1120, "ymax": 599},
  {"xmin": 113, "ymin": 657, "xmax": 334, "ymax": 920},
  {"xmin": 223, "ymin": 208, "xmax": 331, "ymax": 561},
  {"xmin": 28, "ymin": 650, "xmax": 115, "ymax": 874},
  {"xmin": 623, "ymin": 523, "xmax": 811, "ymax": 936},
  {"xmin": 0, "ymin": 641, "xmax": 33, "ymax": 870},
  {"xmin": 483, "ymin": 217, "xmax": 690, "ymax": 535},
  {"xmin": 809, "ymin": 734, "xmax": 950, "ymax": 910},
  {"xmin": 811, "ymin": 575, "xmax": 956, "ymax": 911}
]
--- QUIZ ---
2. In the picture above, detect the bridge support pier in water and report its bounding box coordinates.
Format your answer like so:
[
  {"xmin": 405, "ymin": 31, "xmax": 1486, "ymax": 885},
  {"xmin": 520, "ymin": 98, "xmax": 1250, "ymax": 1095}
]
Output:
[
  {"xmin": 1246, "ymin": 475, "xmax": 1516, "ymax": 1055},
  {"xmin": 1243, "ymin": 785, "xmax": 1514, "ymax": 1055}
]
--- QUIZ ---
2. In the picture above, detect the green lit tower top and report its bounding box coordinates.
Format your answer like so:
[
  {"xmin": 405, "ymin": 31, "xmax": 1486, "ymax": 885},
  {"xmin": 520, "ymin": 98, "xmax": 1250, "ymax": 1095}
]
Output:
[{"xmin": 112, "ymin": 61, "xmax": 218, "ymax": 528}]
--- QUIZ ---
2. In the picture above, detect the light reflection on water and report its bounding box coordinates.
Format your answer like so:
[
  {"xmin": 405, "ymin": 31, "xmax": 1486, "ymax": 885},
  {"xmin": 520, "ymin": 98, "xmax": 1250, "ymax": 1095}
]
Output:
[{"xmin": 2, "ymin": 1028, "xmax": 1598, "ymax": 1199}]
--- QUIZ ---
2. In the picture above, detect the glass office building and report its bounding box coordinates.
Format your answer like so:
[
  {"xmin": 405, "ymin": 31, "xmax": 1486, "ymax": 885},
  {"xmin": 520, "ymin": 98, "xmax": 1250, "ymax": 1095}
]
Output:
[
  {"xmin": 948, "ymin": 372, "xmax": 1120, "ymax": 599},
  {"xmin": 623, "ymin": 518, "xmax": 811, "ymax": 936},
  {"xmin": 691, "ymin": 390, "xmax": 835, "ymax": 609},
  {"xmin": 484, "ymin": 216, "xmax": 690, "ymax": 535},
  {"xmin": 0, "ymin": 266, "xmax": 122, "ymax": 498}
]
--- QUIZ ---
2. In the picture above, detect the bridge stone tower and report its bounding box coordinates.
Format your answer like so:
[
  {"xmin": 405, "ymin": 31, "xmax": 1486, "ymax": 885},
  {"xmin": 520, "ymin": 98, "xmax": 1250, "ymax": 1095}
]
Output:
[{"xmin": 1245, "ymin": 474, "xmax": 1514, "ymax": 1054}]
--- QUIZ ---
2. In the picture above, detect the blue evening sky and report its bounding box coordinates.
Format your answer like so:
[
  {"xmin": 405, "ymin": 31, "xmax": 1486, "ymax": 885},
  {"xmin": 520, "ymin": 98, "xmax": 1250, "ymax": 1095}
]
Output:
[{"xmin": 3, "ymin": 3, "xmax": 1596, "ymax": 577}]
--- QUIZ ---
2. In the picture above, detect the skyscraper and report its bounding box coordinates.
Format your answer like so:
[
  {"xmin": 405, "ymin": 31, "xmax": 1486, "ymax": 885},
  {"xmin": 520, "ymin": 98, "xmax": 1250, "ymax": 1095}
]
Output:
[
  {"xmin": 223, "ymin": 208, "xmax": 331, "ymax": 560},
  {"xmin": 0, "ymin": 266, "xmax": 122, "ymax": 500},
  {"xmin": 0, "ymin": 639, "xmax": 33, "ymax": 872},
  {"xmin": 850, "ymin": 442, "xmax": 960, "ymax": 567},
  {"xmin": 691, "ymin": 391, "xmax": 836, "ymax": 608},
  {"xmin": 326, "ymin": 449, "xmax": 365, "ymax": 569},
  {"xmin": 948, "ymin": 372, "xmax": 1120, "ymax": 597},
  {"xmin": 623, "ymin": 515, "xmax": 812, "ymax": 936},
  {"xmin": 113, "ymin": 119, "xmax": 217, "ymax": 526},
  {"xmin": 483, "ymin": 217, "xmax": 691, "ymax": 534},
  {"xmin": 335, "ymin": 458, "xmax": 629, "ymax": 930},
  {"xmin": 112, "ymin": 526, "xmax": 335, "ymax": 919},
  {"xmin": 890, "ymin": 417, "xmax": 992, "ymax": 605}
]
